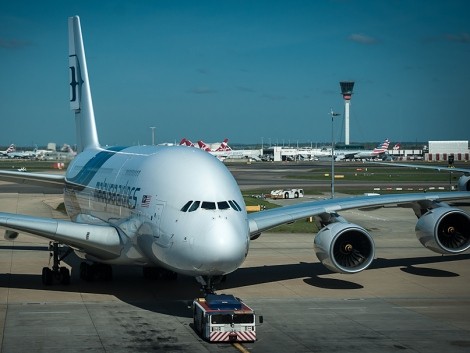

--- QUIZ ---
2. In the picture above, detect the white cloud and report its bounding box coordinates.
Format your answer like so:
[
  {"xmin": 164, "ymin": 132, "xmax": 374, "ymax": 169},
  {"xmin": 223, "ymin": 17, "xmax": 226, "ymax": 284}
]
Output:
[
  {"xmin": 445, "ymin": 33, "xmax": 470, "ymax": 43},
  {"xmin": 0, "ymin": 38, "xmax": 32, "ymax": 49},
  {"xmin": 348, "ymin": 33, "xmax": 378, "ymax": 45},
  {"xmin": 187, "ymin": 87, "xmax": 217, "ymax": 94}
]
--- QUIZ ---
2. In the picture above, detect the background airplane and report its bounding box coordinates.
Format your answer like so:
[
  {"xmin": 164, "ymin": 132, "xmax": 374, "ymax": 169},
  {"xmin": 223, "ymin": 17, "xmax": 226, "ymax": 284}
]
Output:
[
  {"xmin": 0, "ymin": 16, "xmax": 469, "ymax": 293},
  {"xmin": 215, "ymin": 139, "xmax": 232, "ymax": 152},
  {"xmin": 179, "ymin": 138, "xmax": 195, "ymax": 147},
  {"xmin": 196, "ymin": 138, "xmax": 231, "ymax": 152},
  {"xmin": 343, "ymin": 139, "xmax": 390, "ymax": 160},
  {"xmin": 0, "ymin": 144, "xmax": 16, "ymax": 156},
  {"xmin": 180, "ymin": 138, "xmax": 231, "ymax": 152},
  {"xmin": 197, "ymin": 140, "xmax": 212, "ymax": 151},
  {"xmin": 181, "ymin": 138, "xmax": 234, "ymax": 160},
  {"xmin": 7, "ymin": 149, "xmax": 38, "ymax": 159}
]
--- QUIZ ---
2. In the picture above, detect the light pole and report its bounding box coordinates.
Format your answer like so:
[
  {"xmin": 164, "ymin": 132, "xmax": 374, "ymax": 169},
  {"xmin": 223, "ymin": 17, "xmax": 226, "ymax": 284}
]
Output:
[
  {"xmin": 330, "ymin": 108, "xmax": 341, "ymax": 198},
  {"xmin": 150, "ymin": 126, "xmax": 156, "ymax": 146}
]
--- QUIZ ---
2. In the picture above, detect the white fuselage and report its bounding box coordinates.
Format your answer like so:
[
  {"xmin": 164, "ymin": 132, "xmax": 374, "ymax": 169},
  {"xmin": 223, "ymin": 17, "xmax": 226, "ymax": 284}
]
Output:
[{"xmin": 64, "ymin": 145, "xmax": 250, "ymax": 277}]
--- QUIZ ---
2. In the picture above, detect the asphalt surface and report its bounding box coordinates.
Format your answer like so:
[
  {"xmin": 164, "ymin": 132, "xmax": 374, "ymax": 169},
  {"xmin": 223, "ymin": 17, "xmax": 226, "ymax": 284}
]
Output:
[
  {"xmin": 1, "ymin": 162, "xmax": 470, "ymax": 352},
  {"xmin": 228, "ymin": 160, "xmax": 459, "ymax": 191}
]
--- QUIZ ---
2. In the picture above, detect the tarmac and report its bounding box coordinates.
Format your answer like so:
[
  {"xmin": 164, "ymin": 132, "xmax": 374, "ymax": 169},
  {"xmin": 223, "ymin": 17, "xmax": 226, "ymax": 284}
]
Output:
[{"xmin": 1, "ymin": 180, "xmax": 470, "ymax": 352}]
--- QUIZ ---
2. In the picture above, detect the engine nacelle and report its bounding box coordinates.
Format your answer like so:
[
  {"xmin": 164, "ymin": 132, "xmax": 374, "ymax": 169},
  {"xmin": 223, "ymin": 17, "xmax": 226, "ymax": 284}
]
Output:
[
  {"xmin": 415, "ymin": 207, "xmax": 470, "ymax": 254},
  {"xmin": 458, "ymin": 175, "xmax": 470, "ymax": 191},
  {"xmin": 314, "ymin": 222, "xmax": 375, "ymax": 274}
]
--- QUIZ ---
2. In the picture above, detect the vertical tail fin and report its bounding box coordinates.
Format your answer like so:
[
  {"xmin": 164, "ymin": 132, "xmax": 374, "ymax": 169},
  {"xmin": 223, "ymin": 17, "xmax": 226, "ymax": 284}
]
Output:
[
  {"xmin": 179, "ymin": 138, "xmax": 195, "ymax": 147},
  {"xmin": 68, "ymin": 16, "xmax": 100, "ymax": 153},
  {"xmin": 6, "ymin": 144, "xmax": 16, "ymax": 153},
  {"xmin": 373, "ymin": 139, "xmax": 390, "ymax": 154},
  {"xmin": 216, "ymin": 138, "xmax": 231, "ymax": 151},
  {"xmin": 197, "ymin": 140, "xmax": 211, "ymax": 151}
]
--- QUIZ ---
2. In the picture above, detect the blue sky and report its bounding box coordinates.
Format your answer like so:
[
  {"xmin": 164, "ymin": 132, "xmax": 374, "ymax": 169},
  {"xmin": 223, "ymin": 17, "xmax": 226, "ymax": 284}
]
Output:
[{"xmin": 1, "ymin": 0, "xmax": 470, "ymax": 147}]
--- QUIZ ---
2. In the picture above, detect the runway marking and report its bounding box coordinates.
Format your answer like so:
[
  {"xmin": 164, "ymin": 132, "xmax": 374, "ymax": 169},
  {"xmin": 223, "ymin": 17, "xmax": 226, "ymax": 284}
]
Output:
[{"xmin": 232, "ymin": 342, "xmax": 251, "ymax": 353}]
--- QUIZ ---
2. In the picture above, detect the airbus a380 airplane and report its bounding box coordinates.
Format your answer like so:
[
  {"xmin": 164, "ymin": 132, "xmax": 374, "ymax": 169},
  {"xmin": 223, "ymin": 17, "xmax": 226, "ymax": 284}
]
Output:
[{"xmin": 1, "ymin": 16, "xmax": 470, "ymax": 291}]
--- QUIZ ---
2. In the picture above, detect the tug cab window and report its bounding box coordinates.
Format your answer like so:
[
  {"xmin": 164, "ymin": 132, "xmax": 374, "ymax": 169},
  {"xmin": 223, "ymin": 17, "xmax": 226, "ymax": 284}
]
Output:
[
  {"xmin": 233, "ymin": 313, "xmax": 254, "ymax": 324},
  {"xmin": 211, "ymin": 314, "xmax": 232, "ymax": 325}
]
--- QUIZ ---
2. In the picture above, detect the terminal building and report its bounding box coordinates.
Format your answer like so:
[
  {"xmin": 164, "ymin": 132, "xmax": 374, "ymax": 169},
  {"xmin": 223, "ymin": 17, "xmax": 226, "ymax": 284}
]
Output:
[
  {"xmin": 389, "ymin": 141, "xmax": 469, "ymax": 161},
  {"xmin": 426, "ymin": 141, "xmax": 469, "ymax": 162},
  {"xmin": 263, "ymin": 141, "xmax": 470, "ymax": 162}
]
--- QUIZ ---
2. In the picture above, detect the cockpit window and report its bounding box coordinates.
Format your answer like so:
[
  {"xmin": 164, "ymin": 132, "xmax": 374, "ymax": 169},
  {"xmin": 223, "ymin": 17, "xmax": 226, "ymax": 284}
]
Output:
[
  {"xmin": 232, "ymin": 200, "xmax": 242, "ymax": 211},
  {"xmin": 201, "ymin": 201, "xmax": 216, "ymax": 210},
  {"xmin": 217, "ymin": 201, "xmax": 230, "ymax": 210},
  {"xmin": 188, "ymin": 201, "xmax": 200, "ymax": 212},
  {"xmin": 182, "ymin": 200, "xmax": 241, "ymax": 212},
  {"xmin": 181, "ymin": 200, "xmax": 193, "ymax": 212},
  {"xmin": 229, "ymin": 200, "xmax": 242, "ymax": 211}
]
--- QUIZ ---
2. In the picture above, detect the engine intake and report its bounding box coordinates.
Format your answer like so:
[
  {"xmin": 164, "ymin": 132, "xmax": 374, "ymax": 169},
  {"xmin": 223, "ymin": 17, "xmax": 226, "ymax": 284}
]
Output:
[
  {"xmin": 314, "ymin": 222, "xmax": 375, "ymax": 274},
  {"xmin": 415, "ymin": 207, "xmax": 470, "ymax": 254},
  {"xmin": 458, "ymin": 175, "xmax": 470, "ymax": 191}
]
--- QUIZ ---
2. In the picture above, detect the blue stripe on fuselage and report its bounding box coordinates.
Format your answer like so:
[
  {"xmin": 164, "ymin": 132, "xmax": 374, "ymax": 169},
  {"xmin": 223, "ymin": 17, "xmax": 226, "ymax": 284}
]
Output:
[{"xmin": 66, "ymin": 147, "xmax": 127, "ymax": 190}]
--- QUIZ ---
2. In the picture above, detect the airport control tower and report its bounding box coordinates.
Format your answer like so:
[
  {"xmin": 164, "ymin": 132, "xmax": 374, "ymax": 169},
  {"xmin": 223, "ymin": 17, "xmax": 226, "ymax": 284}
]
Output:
[{"xmin": 340, "ymin": 81, "xmax": 355, "ymax": 145}]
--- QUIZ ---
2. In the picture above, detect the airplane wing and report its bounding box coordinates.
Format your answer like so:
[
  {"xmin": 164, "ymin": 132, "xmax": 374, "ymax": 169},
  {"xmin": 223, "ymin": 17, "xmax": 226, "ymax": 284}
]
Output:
[
  {"xmin": 0, "ymin": 212, "xmax": 122, "ymax": 260},
  {"xmin": 0, "ymin": 170, "xmax": 65, "ymax": 189},
  {"xmin": 247, "ymin": 191, "xmax": 470, "ymax": 235},
  {"xmin": 343, "ymin": 153, "xmax": 357, "ymax": 159},
  {"xmin": 372, "ymin": 161, "xmax": 470, "ymax": 174}
]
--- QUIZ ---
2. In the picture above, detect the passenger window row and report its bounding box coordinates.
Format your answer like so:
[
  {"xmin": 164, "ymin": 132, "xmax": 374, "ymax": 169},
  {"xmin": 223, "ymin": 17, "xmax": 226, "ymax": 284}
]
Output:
[{"xmin": 180, "ymin": 200, "xmax": 242, "ymax": 212}]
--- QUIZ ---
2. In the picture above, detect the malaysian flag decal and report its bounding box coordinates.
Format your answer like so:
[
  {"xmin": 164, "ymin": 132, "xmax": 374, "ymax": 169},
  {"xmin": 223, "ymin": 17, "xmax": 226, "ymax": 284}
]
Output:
[{"xmin": 141, "ymin": 195, "xmax": 152, "ymax": 208}]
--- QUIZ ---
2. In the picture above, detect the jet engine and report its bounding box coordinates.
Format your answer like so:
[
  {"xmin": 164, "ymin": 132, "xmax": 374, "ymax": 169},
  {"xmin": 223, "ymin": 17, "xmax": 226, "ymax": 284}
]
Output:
[
  {"xmin": 314, "ymin": 222, "xmax": 375, "ymax": 274},
  {"xmin": 415, "ymin": 207, "xmax": 470, "ymax": 254},
  {"xmin": 457, "ymin": 175, "xmax": 470, "ymax": 191}
]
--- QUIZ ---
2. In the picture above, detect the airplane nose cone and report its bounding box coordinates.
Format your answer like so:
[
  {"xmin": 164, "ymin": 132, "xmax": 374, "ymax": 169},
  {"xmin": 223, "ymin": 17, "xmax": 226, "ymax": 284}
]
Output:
[{"xmin": 195, "ymin": 218, "xmax": 248, "ymax": 275}]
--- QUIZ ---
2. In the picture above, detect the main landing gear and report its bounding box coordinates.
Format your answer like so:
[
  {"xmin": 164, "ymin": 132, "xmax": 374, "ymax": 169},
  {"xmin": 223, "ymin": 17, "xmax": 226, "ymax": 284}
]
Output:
[
  {"xmin": 41, "ymin": 242, "xmax": 114, "ymax": 284},
  {"xmin": 42, "ymin": 242, "xmax": 73, "ymax": 285}
]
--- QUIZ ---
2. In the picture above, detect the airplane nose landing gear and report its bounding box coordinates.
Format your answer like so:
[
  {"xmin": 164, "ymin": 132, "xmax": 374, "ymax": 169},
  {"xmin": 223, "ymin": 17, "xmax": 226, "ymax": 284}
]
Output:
[
  {"xmin": 196, "ymin": 275, "xmax": 226, "ymax": 294},
  {"xmin": 41, "ymin": 242, "xmax": 72, "ymax": 285}
]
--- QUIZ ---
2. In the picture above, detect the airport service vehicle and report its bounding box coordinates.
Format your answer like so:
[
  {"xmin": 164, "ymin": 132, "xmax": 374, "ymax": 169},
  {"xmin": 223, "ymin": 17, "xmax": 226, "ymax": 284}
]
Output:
[
  {"xmin": 193, "ymin": 294, "xmax": 261, "ymax": 342},
  {"xmin": 270, "ymin": 188, "xmax": 304, "ymax": 199}
]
